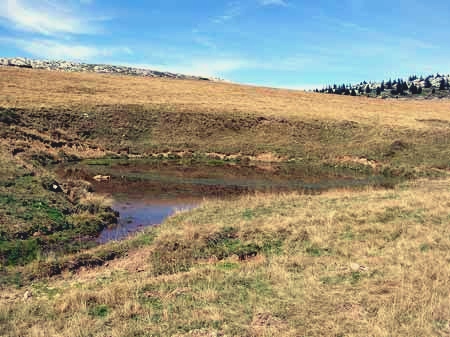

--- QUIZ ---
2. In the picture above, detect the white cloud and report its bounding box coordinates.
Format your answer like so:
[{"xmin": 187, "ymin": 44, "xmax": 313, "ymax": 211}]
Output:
[
  {"xmin": 186, "ymin": 59, "xmax": 248, "ymax": 77},
  {"xmin": 114, "ymin": 59, "xmax": 248, "ymax": 78},
  {"xmin": 2, "ymin": 37, "xmax": 132, "ymax": 61},
  {"xmin": 259, "ymin": 0, "xmax": 288, "ymax": 6},
  {"xmin": 0, "ymin": 0, "xmax": 99, "ymax": 35},
  {"xmin": 116, "ymin": 53, "xmax": 324, "ymax": 77}
]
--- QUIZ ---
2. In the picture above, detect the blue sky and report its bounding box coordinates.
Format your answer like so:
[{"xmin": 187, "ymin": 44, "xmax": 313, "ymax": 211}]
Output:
[{"xmin": 0, "ymin": 0, "xmax": 449, "ymax": 89}]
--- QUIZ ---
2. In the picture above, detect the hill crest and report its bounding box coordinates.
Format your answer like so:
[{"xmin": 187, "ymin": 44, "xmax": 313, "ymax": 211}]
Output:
[{"xmin": 0, "ymin": 57, "xmax": 220, "ymax": 82}]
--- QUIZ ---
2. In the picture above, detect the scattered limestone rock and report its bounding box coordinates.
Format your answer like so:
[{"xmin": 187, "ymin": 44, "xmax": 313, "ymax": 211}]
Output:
[
  {"xmin": 0, "ymin": 57, "xmax": 222, "ymax": 81},
  {"xmin": 172, "ymin": 329, "xmax": 224, "ymax": 337},
  {"xmin": 350, "ymin": 262, "xmax": 369, "ymax": 272},
  {"xmin": 93, "ymin": 175, "xmax": 111, "ymax": 182},
  {"xmin": 350, "ymin": 262, "xmax": 361, "ymax": 271},
  {"xmin": 23, "ymin": 291, "xmax": 32, "ymax": 301}
]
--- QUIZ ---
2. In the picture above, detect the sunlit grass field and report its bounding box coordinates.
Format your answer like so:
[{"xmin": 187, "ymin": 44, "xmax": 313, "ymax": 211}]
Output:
[
  {"xmin": 1, "ymin": 66, "xmax": 450, "ymax": 336},
  {"xmin": 2, "ymin": 179, "xmax": 450, "ymax": 336},
  {"xmin": 1, "ymin": 66, "xmax": 450, "ymax": 174},
  {"xmin": 2, "ymin": 67, "xmax": 450, "ymax": 129}
]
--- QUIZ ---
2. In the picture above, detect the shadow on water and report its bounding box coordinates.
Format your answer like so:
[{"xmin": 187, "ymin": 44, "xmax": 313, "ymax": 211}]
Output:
[{"xmin": 59, "ymin": 158, "xmax": 396, "ymax": 243}]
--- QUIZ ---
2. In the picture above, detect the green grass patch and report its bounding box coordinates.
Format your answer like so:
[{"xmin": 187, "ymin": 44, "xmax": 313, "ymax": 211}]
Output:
[
  {"xmin": 305, "ymin": 243, "xmax": 332, "ymax": 257},
  {"xmin": 321, "ymin": 271, "xmax": 363, "ymax": 285},
  {"xmin": 88, "ymin": 304, "xmax": 110, "ymax": 318},
  {"xmin": 216, "ymin": 261, "xmax": 240, "ymax": 270}
]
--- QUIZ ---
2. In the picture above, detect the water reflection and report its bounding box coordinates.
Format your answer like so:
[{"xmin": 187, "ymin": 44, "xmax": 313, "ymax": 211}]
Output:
[{"xmin": 97, "ymin": 198, "xmax": 198, "ymax": 243}]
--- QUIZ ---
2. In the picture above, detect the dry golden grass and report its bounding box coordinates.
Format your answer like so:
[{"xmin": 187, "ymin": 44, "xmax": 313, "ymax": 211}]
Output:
[
  {"xmin": 2, "ymin": 178, "xmax": 450, "ymax": 336},
  {"xmin": 2, "ymin": 66, "xmax": 450, "ymax": 129},
  {"xmin": 78, "ymin": 193, "xmax": 113, "ymax": 209},
  {"xmin": 2, "ymin": 65, "xmax": 450, "ymax": 336},
  {"xmin": 2, "ymin": 66, "xmax": 450, "ymax": 175}
]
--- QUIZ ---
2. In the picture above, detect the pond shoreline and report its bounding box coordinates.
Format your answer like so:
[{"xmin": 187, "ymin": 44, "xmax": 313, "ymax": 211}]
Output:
[{"xmin": 56, "ymin": 157, "xmax": 403, "ymax": 244}]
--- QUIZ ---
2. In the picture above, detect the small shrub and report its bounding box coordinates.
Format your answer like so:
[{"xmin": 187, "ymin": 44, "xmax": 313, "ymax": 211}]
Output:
[
  {"xmin": 420, "ymin": 243, "xmax": 431, "ymax": 252},
  {"xmin": 88, "ymin": 304, "xmax": 109, "ymax": 318},
  {"xmin": 242, "ymin": 209, "xmax": 254, "ymax": 220}
]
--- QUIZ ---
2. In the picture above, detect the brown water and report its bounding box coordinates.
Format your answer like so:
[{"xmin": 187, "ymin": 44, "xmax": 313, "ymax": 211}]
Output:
[{"xmin": 61, "ymin": 159, "xmax": 391, "ymax": 243}]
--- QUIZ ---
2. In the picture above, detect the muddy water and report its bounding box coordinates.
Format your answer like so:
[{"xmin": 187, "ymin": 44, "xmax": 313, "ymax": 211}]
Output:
[{"xmin": 63, "ymin": 159, "xmax": 390, "ymax": 243}]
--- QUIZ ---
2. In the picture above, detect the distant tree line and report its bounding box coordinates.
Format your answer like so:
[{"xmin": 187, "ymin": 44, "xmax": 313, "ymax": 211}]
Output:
[{"xmin": 314, "ymin": 73, "xmax": 450, "ymax": 97}]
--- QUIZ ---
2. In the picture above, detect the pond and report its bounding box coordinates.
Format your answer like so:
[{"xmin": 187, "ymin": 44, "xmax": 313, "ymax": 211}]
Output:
[
  {"xmin": 96, "ymin": 197, "xmax": 198, "ymax": 243},
  {"xmin": 61, "ymin": 158, "xmax": 391, "ymax": 243}
]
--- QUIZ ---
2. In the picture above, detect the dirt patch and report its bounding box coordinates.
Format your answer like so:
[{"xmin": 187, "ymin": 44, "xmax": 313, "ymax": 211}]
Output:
[
  {"xmin": 251, "ymin": 312, "xmax": 289, "ymax": 334},
  {"xmin": 416, "ymin": 119, "xmax": 450, "ymax": 127},
  {"xmin": 390, "ymin": 140, "xmax": 408, "ymax": 152},
  {"xmin": 254, "ymin": 152, "xmax": 287, "ymax": 162},
  {"xmin": 336, "ymin": 303, "xmax": 367, "ymax": 320},
  {"xmin": 384, "ymin": 140, "xmax": 409, "ymax": 157},
  {"xmin": 338, "ymin": 156, "xmax": 381, "ymax": 169}
]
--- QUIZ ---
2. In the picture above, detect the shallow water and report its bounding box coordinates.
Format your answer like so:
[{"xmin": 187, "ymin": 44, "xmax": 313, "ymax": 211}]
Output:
[
  {"xmin": 96, "ymin": 198, "xmax": 198, "ymax": 243},
  {"xmin": 60, "ymin": 159, "xmax": 392, "ymax": 243}
]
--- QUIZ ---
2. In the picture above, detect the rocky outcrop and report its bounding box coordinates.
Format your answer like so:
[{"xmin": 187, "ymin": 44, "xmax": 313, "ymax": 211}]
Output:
[
  {"xmin": 353, "ymin": 74, "xmax": 450, "ymax": 91},
  {"xmin": 0, "ymin": 57, "xmax": 217, "ymax": 81}
]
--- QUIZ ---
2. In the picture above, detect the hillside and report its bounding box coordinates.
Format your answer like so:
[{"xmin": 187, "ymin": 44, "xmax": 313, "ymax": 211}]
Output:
[
  {"xmin": 1, "ymin": 65, "xmax": 450, "ymax": 336},
  {"xmin": 1, "ymin": 65, "xmax": 450, "ymax": 167}
]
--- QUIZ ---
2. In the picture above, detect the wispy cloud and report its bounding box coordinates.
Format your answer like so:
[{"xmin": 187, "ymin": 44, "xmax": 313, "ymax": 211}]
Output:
[
  {"xmin": 119, "ymin": 53, "xmax": 336, "ymax": 78},
  {"xmin": 0, "ymin": 0, "xmax": 100, "ymax": 35},
  {"xmin": 212, "ymin": 1, "xmax": 242, "ymax": 24},
  {"xmin": 192, "ymin": 34, "xmax": 217, "ymax": 50},
  {"xmin": 1, "ymin": 37, "xmax": 132, "ymax": 61},
  {"xmin": 211, "ymin": 0, "xmax": 289, "ymax": 25},
  {"xmin": 116, "ymin": 58, "xmax": 248, "ymax": 78},
  {"xmin": 259, "ymin": 0, "xmax": 288, "ymax": 6}
]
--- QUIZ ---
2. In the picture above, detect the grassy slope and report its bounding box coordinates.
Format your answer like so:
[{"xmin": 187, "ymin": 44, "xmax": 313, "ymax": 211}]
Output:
[
  {"xmin": 1, "ymin": 66, "xmax": 450, "ymax": 336},
  {"xmin": 2, "ymin": 179, "xmax": 450, "ymax": 336},
  {"xmin": 1, "ymin": 66, "xmax": 450, "ymax": 172},
  {"xmin": 0, "ymin": 139, "xmax": 118, "ymax": 267}
]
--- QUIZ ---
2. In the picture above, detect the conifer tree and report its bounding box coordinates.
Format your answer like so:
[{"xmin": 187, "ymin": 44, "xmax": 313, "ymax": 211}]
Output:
[
  {"xmin": 397, "ymin": 83, "xmax": 404, "ymax": 95},
  {"xmin": 409, "ymin": 83, "xmax": 418, "ymax": 94},
  {"xmin": 402, "ymin": 81, "xmax": 408, "ymax": 91},
  {"xmin": 386, "ymin": 79, "xmax": 392, "ymax": 89}
]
